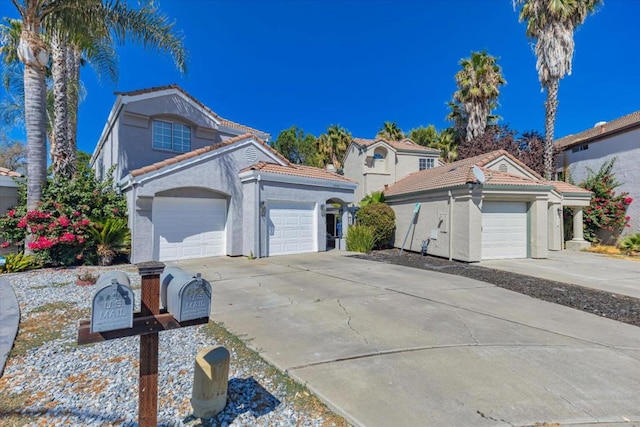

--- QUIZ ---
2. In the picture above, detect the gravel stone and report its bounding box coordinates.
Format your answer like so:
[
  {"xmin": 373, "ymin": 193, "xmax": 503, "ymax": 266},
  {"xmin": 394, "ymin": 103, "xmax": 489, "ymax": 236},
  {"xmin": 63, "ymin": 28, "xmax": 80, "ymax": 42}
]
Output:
[{"xmin": 2, "ymin": 267, "xmax": 335, "ymax": 426}]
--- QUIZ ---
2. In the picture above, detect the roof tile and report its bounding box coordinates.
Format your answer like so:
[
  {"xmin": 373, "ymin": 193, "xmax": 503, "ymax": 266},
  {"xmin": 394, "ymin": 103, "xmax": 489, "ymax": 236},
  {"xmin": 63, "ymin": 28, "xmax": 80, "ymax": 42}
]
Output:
[
  {"xmin": 555, "ymin": 110, "xmax": 640, "ymax": 149},
  {"xmin": 115, "ymin": 84, "xmax": 270, "ymax": 139},
  {"xmin": 0, "ymin": 167, "xmax": 22, "ymax": 178},
  {"xmin": 242, "ymin": 162, "xmax": 355, "ymax": 183},
  {"xmin": 352, "ymin": 137, "xmax": 440, "ymax": 154}
]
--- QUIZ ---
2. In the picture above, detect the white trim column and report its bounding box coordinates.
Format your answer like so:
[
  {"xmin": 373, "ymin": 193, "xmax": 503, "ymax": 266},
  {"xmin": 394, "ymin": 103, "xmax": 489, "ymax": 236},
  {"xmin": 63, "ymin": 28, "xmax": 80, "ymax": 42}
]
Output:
[{"xmin": 566, "ymin": 207, "xmax": 590, "ymax": 250}]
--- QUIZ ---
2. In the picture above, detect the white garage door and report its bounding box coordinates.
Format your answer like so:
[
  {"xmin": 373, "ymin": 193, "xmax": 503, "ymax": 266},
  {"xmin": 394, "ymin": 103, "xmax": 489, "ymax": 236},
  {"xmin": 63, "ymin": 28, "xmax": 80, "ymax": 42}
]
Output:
[
  {"xmin": 482, "ymin": 201, "xmax": 527, "ymax": 260},
  {"xmin": 268, "ymin": 202, "xmax": 316, "ymax": 256},
  {"xmin": 154, "ymin": 197, "xmax": 226, "ymax": 261}
]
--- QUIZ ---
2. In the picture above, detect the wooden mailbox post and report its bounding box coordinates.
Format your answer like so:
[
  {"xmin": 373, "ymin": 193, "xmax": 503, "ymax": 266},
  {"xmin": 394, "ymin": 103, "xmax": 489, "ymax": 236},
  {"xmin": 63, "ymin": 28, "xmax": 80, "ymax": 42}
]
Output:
[{"xmin": 77, "ymin": 262, "xmax": 209, "ymax": 427}]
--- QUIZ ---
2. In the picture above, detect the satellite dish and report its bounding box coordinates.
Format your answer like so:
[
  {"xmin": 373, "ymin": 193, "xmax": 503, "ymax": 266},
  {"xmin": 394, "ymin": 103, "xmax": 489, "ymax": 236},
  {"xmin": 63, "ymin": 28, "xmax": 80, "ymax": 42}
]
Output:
[{"xmin": 472, "ymin": 166, "xmax": 486, "ymax": 184}]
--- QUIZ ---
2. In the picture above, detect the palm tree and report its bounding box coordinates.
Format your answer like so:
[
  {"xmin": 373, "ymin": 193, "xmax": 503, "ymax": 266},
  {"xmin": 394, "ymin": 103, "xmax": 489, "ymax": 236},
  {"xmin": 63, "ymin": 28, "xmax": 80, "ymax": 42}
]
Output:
[
  {"xmin": 317, "ymin": 125, "xmax": 351, "ymax": 170},
  {"xmin": 452, "ymin": 51, "xmax": 506, "ymax": 143},
  {"xmin": 514, "ymin": 0, "xmax": 601, "ymax": 179},
  {"xmin": 376, "ymin": 121, "xmax": 405, "ymax": 141},
  {"xmin": 436, "ymin": 128, "xmax": 459, "ymax": 163}
]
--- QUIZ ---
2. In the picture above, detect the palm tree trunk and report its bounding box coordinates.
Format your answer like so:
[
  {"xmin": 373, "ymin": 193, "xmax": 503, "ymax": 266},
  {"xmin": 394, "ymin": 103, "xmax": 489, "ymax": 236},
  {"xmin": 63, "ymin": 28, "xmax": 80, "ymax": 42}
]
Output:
[
  {"xmin": 51, "ymin": 34, "xmax": 69, "ymax": 178},
  {"xmin": 544, "ymin": 79, "xmax": 559, "ymax": 180},
  {"xmin": 66, "ymin": 45, "xmax": 80, "ymax": 175}
]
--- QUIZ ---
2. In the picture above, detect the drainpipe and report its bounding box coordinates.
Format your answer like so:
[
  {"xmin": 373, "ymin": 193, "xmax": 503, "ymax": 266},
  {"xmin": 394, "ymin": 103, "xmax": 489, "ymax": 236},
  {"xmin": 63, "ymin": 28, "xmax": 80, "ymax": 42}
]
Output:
[
  {"xmin": 448, "ymin": 190, "xmax": 454, "ymax": 261},
  {"xmin": 256, "ymin": 174, "xmax": 261, "ymax": 258}
]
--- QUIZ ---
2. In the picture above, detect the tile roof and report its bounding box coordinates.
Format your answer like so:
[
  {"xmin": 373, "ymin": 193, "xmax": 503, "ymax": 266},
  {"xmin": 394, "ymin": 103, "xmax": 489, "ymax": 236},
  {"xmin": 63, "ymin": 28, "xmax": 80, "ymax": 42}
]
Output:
[
  {"xmin": 242, "ymin": 162, "xmax": 355, "ymax": 183},
  {"xmin": 555, "ymin": 110, "xmax": 640, "ymax": 149},
  {"xmin": 385, "ymin": 150, "xmax": 552, "ymax": 197},
  {"xmin": 115, "ymin": 84, "xmax": 270, "ymax": 139},
  {"xmin": 129, "ymin": 133, "xmax": 290, "ymax": 178},
  {"xmin": 352, "ymin": 137, "xmax": 440, "ymax": 154},
  {"xmin": 0, "ymin": 167, "xmax": 22, "ymax": 178},
  {"xmin": 547, "ymin": 180, "xmax": 591, "ymax": 194}
]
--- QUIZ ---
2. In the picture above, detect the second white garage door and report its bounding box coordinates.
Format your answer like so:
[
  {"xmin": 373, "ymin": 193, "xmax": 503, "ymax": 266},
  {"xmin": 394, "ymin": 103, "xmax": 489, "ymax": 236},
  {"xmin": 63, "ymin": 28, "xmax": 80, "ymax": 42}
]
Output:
[
  {"xmin": 482, "ymin": 201, "xmax": 527, "ymax": 260},
  {"xmin": 267, "ymin": 202, "xmax": 316, "ymax": 256},
  {"xmin": 154, "ymin": 197, "xmax": 226, "ymax": 261}
]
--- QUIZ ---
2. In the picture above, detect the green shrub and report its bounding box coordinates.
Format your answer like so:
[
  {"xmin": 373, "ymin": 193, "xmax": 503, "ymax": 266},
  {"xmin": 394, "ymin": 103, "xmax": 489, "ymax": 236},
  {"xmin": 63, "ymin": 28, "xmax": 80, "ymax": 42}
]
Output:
[
  {"xmin": 0, "ymin": 152, "xmax": 128, "ymax": 267},
  {"xmin": 356, "ymin": 203, "xmax": 395, "ymax": 249},
  {"xmin": 346, "ymin": 225, "xmax": 375, "ymax": 253},
  {"xmin": 360, "ymin": 191, "xmax": 385, "ymax": 207},
  {"xmin": 0, "ymin": 252, "xmax": 36, "ymax": 273},
  {"xmin": 619, "ymin": 233, "xmax": 640, "ymax": 255},
  {"xmin": 88, "ymin": 218, "xmax": 131, "ymax": 266}
]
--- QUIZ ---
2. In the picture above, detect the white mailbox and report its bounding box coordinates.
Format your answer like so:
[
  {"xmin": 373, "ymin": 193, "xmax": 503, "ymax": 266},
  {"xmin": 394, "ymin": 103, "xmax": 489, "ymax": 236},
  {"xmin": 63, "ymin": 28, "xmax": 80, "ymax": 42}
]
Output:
[
  {"xmin": 160, "ymin": 267, "xmax": 211, "ymax": 322},
  {"xmin": 90, "ymin": 271, "xmax": 134, "ymax": 333}
]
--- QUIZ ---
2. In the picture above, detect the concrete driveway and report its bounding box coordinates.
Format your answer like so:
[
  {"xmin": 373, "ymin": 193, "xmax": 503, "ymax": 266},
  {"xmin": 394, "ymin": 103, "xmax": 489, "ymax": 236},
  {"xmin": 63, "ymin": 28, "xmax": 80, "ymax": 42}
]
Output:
[
  {"xmin": 481, "ymin": 250, "xmax": 640, "ymax": 299},
  {"xmin": 170, "ymin": 252, "xmax": 640, "ymax": 427}
]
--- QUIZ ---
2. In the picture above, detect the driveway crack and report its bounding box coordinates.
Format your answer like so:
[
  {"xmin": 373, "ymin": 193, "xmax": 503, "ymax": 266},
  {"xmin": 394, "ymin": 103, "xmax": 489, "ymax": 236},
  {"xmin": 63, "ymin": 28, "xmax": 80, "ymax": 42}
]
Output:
[{"xmin": 337, "ymin": 298, "xmax": 368, "ymax": 345}]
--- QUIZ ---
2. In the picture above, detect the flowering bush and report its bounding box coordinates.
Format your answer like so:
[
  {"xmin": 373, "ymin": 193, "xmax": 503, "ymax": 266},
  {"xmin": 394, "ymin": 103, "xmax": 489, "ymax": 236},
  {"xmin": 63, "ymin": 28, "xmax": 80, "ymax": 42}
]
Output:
[
  {"xmin": 0, "ymin": 153, "xmax": 128, "ymax": 266},
  {"xmin": 580, "ymin": 158, "xmax": 632, "ymax": 243}
]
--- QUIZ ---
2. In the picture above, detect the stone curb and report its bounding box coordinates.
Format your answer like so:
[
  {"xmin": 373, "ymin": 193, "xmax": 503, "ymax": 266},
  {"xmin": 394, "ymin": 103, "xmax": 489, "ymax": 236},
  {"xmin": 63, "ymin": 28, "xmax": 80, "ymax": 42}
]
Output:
[{"xmin": 0, "ymin": 277, "xmax": 20, "ymax": 377}]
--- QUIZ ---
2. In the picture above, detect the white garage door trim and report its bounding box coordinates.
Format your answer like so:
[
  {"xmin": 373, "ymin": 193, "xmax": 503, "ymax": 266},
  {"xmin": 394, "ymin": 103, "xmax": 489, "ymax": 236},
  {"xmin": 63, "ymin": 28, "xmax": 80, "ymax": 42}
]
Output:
[
  {"xmin": 267, "ymin": 201, "xmax": 316, "ymax": 256},
  {"xmin": 482, "ymin": 201, "xmax": 528, "ymax": 260},
  {"xmin": 153, "ymin": 197, "xmax": 226, "ymax": 261}
]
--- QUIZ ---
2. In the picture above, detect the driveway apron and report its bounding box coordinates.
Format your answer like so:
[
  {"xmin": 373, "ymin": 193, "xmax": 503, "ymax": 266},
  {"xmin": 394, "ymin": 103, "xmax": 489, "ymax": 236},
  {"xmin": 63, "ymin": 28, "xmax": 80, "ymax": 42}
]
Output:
[{"xmin": 170, "ymin": 253, "xmax": 640, "ymax": 427}]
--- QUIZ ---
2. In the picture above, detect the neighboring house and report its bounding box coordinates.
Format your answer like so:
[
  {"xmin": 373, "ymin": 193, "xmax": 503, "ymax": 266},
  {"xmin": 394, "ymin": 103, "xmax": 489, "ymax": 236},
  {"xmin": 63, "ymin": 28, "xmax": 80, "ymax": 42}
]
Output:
[
  {"xmin": 91, "ymin": 85, "xmax": 356, "ymax": 263},
  {"xmin": 0, "ymin": 167, "xmax": 22, "ymax": 255},
  {"xmin": 556, "ymin": 110, "xmax": 640, "ymax": 236},
  {"xmin": 342, "ymin": 137, "xmax": 441, "ymax": 203},
  {"xmin": 385, "ymin": 150, "xmax": 591, "ymax": 262}
]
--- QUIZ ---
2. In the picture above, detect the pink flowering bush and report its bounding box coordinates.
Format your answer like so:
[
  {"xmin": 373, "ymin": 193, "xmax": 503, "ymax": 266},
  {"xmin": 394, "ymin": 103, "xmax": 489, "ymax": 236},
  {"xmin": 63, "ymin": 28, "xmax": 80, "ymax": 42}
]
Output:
[
  {"xmin": 580, "ymin": 159, "xmax": 632, "ymax": 243},
  {"xmin": 0, "ymin": 153, "xmax": 127, "ymax": 266}
]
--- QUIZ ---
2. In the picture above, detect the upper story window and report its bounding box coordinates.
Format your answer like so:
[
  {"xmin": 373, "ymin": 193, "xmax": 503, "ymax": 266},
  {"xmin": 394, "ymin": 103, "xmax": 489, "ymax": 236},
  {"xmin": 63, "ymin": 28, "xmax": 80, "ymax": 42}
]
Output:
[
  {"xmin": 571, "ymin": 144, "xmax": 589, "ymax": 153},
  {"xmin": 373, "ymin": 147, "xmax": 387, "ymax": 160},
  {"xmin": 419, "ymin": 158, "xmax": 434, "ymax": 171},
  {"xmin": 153, "ymin": 120, "xmax": 191, "ymax": 153}
]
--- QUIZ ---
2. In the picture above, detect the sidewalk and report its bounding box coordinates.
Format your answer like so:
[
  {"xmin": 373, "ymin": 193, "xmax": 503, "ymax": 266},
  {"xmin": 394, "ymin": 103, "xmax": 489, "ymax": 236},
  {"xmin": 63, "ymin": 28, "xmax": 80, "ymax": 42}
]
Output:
[{"xmin": 0, "ymin": 277, "xmax": 19, "ymax": 377}]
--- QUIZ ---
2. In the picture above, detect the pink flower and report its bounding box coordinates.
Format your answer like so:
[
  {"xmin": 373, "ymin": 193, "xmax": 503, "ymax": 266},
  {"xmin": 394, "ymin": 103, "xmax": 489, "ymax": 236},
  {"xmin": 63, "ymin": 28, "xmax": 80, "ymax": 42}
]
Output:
[
  {"xmin": 624, "ymin": 197, "xmax": 633, "ymax": 205},
  {"xmin": 79, "ymin": 219, "xmax": 90, "ymax": 226},
  {"xmin": 0, "ymin": 241, "xmax": 9, "ymax": 248},
  {"xmin": 7, "ymin": 210, "xmax": 15, "ymax": 218},
  {"xmin": 112, "ymin": 208, "xmax": 119, "ymax": 213},
  {"xmin": 28, "ymin": 236, "xmax": 55, "ymax": 250},
  {"xmin": 73, "ymin": 211, "xmax": 81, "ymax": 217},
  {"xmin": 17, "ymin": 218, "xmax": 27, "ymax": 228},
  {"xmin": 60, "ymin": 232, "xmax": 75, "ymax": 242},
  {"xmin": 58, "ymin": 216, "xmax": 70, "ymax": 227}
]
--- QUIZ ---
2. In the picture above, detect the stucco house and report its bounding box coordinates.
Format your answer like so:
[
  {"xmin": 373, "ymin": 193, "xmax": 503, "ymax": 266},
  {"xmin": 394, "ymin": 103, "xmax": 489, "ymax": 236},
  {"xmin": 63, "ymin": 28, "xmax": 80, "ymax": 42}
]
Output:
[
  {"xmin": 342, "ymin": 137, "xmax": 441, "ymax": 203},
  {"xmin": 0, "ymin": 167, "xmax": 22, "ymax": 255},
  {"xmin": 91, "ymin": 85, "xmax": 356, "ymax": 263},
  {"xmin": 556, "ymin": 110, "xmax": 640, "ymax": 236},
  {"xmin": 384, "ymin": 150, "xmax": 592, "ymax": 262}
]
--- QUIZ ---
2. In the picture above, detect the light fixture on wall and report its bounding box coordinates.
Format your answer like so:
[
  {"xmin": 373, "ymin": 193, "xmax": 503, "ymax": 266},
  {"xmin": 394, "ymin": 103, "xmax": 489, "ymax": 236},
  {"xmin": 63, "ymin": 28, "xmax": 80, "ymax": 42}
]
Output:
[
  {"xmin": 260, "ymin": 201, "xmax": 266, "ymax": 217},
  {"xmin": 320, "ymin": 204, "xmax": 326, "ymax": 216}
]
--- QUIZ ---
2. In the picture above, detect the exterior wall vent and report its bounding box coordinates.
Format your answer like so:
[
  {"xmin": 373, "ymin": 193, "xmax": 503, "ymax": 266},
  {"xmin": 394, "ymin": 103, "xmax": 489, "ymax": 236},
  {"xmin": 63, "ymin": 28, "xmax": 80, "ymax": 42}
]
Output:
[
  {"xmin": 498, "ymin": 164, "xmax": 508, "ymax": 173},
  {"xmin": 245, "ymin": 146, "xmax": 257, "ymax": 162}
]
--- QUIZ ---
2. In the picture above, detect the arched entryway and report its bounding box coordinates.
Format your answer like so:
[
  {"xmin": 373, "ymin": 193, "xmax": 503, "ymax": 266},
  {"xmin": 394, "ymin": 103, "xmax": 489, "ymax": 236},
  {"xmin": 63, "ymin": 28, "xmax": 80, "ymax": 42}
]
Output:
[{"xmin": 325, "ymin": 198, "xmax": 351, "ymax": 250}]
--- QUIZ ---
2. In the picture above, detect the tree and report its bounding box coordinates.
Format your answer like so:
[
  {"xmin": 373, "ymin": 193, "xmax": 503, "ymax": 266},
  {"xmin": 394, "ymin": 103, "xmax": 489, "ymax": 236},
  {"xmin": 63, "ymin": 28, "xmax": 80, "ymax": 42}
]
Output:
[
  {"xmin": 376, "ymin": 121, "xmax": 405, "ymax": 141},
  {"xmin": 451, "ymin": 51, "xmax": 506, "ymax": 142},
  {"xmin": 7, "ymin": 0, "xmax": 188, "ymax": 214},
  {"xmin": 514, "ymin": 0, "xmax": 602, "ymax": 179},
  {"xmin": 272, "ymin": 125, "xmax": 318, "ymax": 165},
  {"xmin": 457, "ymin": 124, "xmax": 554, "ymax": 177},
  {"xmin": 408, "ymin": 125, "xmax": 439, "ymax": 147},
  {"xmin": 317, "ymin": 124, "xmax": 351, "ymax": 170},
  {"xmin": 0, "ymin": 134, "xmax": 27, "ymax": 174}
]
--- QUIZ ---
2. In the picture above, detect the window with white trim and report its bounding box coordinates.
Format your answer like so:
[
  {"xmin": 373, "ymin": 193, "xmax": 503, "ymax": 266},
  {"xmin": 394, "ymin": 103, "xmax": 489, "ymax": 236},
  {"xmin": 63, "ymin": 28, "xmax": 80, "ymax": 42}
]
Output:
[
  {"xmin": 152, "ymin": 120, "xmax": 191, "ymax": 152},
  {"xmin": 419, "ymin": 158, "xmax": 434, "ymax": 171}
]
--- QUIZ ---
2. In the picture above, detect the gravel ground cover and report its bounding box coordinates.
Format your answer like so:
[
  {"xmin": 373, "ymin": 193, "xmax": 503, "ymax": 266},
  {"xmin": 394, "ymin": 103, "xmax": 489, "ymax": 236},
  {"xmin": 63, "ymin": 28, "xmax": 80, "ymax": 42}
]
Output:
[
  {"xmin": 354, "ymin": 249, "xmax": 640, "ymax": 328},
  {"xmin": 0, "ymin": 267, "xmax": 348, "ymax": 427}
]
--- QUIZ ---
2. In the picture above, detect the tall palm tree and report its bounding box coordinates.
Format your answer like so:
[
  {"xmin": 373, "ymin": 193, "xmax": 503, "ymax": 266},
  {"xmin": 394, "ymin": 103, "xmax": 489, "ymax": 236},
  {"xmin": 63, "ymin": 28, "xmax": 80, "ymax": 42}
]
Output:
[
  {"xmin": 317, "ymin": 124, "xmax": 351, "ymax": 170},
  {"xmin": 376, "ymin": 121, "xmax": 404, "ymax": 141},
  {"xmin": 452, "ymin": 51, "xmax": 506, "ymax": 143},
  {"xmin": 514, "ymin": 0, "xmax": 601, "ymax": 179}
]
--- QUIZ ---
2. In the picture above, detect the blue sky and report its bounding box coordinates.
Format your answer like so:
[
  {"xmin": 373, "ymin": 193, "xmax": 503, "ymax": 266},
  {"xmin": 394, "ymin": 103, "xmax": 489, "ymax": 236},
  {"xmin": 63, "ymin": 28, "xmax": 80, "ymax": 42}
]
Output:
[{"xmin": 2, "ymin": 0, "xmax": 639, "ymax": 155}]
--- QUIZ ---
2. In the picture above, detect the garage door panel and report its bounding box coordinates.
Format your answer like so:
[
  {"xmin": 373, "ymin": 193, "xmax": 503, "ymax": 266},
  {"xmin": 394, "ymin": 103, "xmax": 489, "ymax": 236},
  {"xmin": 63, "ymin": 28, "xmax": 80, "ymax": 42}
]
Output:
[
  {"xmin": 268, "ymin": 202, "xmax": 316, "ymax": 256},
  {"xmin": 482, "ymin": 201, "xmax": 527, "ymax": 260},
  {"xmin": 154, "ymin": 197, "xmax": 226, "ymax": 261}
]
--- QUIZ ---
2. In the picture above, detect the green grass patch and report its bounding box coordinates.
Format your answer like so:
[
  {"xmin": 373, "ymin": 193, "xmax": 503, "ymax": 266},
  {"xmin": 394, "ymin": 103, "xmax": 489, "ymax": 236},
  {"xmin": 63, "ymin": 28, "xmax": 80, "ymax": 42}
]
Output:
[
  {"xmin": 31, "ymin": 281, "xmax": 72, "ymax": 290},
  {"xmin": 10, "ymin": 302, "xmax": 85, "ymax": 358},
  {"xmin": 202, "ymin": 321, "xmax": 350, "ymax": 426},
  {"xmin": 0, "ymin": 390, "xmax": 34, "ymax": 426}
]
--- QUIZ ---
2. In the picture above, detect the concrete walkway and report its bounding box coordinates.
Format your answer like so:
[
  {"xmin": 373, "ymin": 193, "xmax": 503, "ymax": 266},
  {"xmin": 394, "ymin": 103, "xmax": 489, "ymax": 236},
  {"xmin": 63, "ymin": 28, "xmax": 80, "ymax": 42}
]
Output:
[
  {"xmin": 0, "ymin": 277, "xmax": 19, "ymax": 377},
  {"xmin": 481, "ymin": 250, "xmax": 640, "ymax": 299},
  {"xmin": 172, "ymin": 252, "xmax": 640, "ymax": 427}
]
